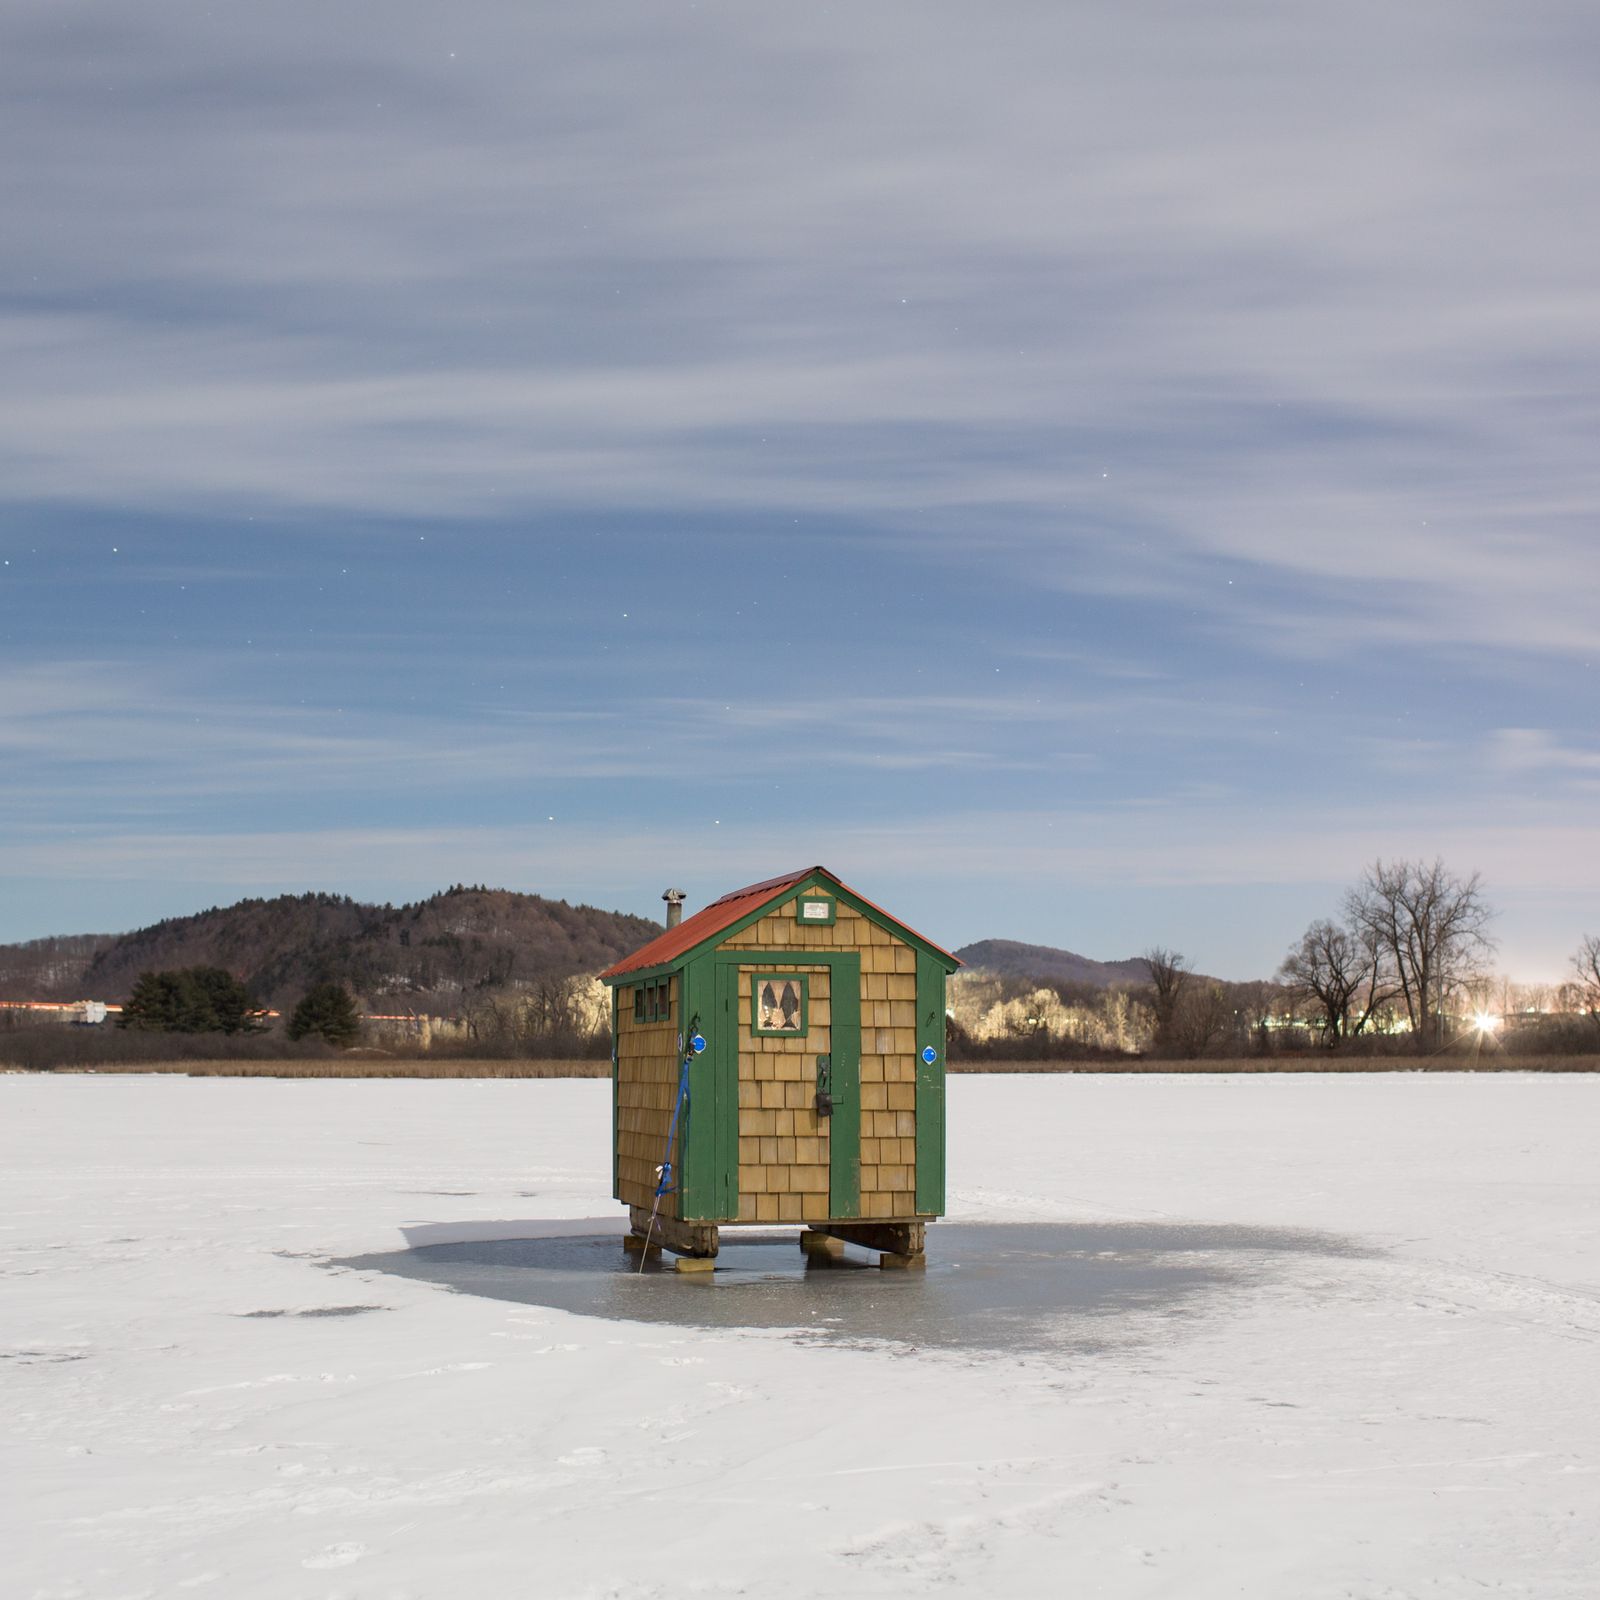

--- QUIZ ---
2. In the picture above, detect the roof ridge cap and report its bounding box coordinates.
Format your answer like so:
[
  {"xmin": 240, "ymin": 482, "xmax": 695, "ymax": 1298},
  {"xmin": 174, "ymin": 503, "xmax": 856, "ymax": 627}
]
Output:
[{"xmin": 706, "ymin": 867, "xmax": 818, "ymax": 907}]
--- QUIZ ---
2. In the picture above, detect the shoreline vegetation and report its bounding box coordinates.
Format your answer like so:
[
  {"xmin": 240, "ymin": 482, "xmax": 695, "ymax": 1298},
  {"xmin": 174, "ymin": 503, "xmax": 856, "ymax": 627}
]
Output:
[{"xmin": 5, "ymin": 1054, "xmax": 1595, "ymax": 1078}]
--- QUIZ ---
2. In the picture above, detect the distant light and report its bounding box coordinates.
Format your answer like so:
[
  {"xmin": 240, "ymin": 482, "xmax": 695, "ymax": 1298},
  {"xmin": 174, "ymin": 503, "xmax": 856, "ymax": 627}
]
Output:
[{"xmin": 1473, "ymin": 1011, "xmax": 1499, "ymax": 1036}]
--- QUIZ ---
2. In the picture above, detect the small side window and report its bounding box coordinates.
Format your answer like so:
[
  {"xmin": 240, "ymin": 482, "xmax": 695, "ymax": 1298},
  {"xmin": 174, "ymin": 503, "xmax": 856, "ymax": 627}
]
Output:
[{"xmin": 636, "ymin": 978, "xmax": 672, "ymax": 1023}]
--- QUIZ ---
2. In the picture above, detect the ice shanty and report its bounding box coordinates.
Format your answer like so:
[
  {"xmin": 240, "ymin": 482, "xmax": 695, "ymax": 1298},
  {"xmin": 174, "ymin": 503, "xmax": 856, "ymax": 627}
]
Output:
[{"xmin": 600, "ymin": 867, "xmax": 960, "ymax": 1269}]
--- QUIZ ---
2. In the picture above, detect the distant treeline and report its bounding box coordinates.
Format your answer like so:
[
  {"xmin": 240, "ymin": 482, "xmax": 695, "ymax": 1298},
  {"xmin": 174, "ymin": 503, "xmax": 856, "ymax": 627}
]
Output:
[
  {"xmin": 944, "ymin": 971, "xmax": 1600, "ymax": 1063},
  {"xmin": 4, "ymin": 859, "xmax": 1597, "ymax": 1072},
  {"xmin": 950, "ymin": 857, "xmax": 1600, "ymax": 1062}
]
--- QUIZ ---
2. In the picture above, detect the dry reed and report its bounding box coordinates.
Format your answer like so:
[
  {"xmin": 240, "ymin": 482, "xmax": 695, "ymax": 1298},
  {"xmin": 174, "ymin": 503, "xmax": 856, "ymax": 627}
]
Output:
[
  {"xmin": 20, "ymin": 1053, "xmax": 1596, "ymax": 1078},
  {"xmin": 950, "ymin": 1053, "xmax": 1600, "ymax": 1074},
  {"xmin": 42, "ymin": 1057, "xmax": 612, "ymax": 1079}
]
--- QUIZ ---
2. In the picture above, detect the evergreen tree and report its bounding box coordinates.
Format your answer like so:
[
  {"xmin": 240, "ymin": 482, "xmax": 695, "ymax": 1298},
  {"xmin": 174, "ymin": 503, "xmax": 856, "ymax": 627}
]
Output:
[
  {"xmin": 119, "ymin": 966, "xmax": 260, "ymax": 1033},
  {"xmin": 286, "ymin": 982, "xmax": 361, "ymax": 1047}
]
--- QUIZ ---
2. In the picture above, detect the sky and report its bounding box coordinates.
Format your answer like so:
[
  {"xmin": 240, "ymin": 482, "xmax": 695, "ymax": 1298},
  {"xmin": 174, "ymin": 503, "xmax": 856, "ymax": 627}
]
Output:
[{"xmin": 3, "ymin": 1, "xmax": 1598, "ymax": 980}]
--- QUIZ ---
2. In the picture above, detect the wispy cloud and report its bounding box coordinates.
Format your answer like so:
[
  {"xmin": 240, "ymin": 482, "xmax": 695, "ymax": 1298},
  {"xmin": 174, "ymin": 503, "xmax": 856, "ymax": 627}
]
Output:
[
  {"xmin": 5, "ymin": 2, "xmax": 1597, "ymax": 975},
  {"xmin": 1487, "ymin": 728, "xmax": 1600, "ymax": 784},
  {"xmin": 4, "ymin": 2, "xmax": 1597, "ymax": 661}
]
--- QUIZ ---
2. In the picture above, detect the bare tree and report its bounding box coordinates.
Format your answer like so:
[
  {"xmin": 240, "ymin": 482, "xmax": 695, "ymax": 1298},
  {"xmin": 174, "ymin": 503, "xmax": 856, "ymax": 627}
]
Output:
[
  {"xmin": 1278, "ymin": 918, "xmax": 1393, "ymax": 1047},
  {"xmin": 1573, "ymin": 934, "xmax": 1600, "ymax": 1029},
  {"xmin": 1142, "ymin": 946, "xmax": 1190, "ymax": 1056},
  {"xmin": 1345, "ymin": 859, "xmax": 1495, "ymax": 1051},
  {"xmin": 1174, "ymin": 982, "xmax": 1231, "ymax": 1059}
]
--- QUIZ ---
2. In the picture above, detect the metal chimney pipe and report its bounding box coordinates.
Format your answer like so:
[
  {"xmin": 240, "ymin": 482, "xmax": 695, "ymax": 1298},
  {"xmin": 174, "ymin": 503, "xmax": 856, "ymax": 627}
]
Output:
[{"xmin": 662, "ymin": 888, "xmax": 686, "ymax": 929}]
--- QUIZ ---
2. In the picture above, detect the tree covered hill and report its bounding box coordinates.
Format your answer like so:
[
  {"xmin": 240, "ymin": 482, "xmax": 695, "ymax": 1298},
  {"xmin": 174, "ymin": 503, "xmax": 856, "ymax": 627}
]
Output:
[
  {"xmin": 953, "ymin": 939, "xmax": 1151, "ymax": 988},
  {"xmin": 0, "ymin": 933, "xmax": 120, "ymax": 999},
  {"xmin": 0, "ymin": 888, "xmax": 662, "ymax": 1010},
  {"xmin": 3, "ymin": 902, "xmax": 1163, "ymax": 1012}
]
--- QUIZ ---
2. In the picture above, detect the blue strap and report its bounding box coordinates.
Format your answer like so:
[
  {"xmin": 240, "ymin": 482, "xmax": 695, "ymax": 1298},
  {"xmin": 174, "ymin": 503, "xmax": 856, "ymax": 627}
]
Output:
[{"xmin": 654, "ymin": 1052, "xmax": 692, "ymax": 1198}]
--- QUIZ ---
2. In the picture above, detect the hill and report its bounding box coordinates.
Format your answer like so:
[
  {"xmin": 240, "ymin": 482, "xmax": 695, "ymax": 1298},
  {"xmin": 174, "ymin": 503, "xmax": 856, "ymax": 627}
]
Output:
[
  {"xmin": 0, "ymin": 933, "xmax": 120, "ymax": 999},
  {"xmin": 2, "ymin": 902, "xmax": 1160, "ymax": 1012},
  {"xmin": 954, "ymin": 939, "xmax": 1150, "ymax": 988},
  {"xmin": 0, "ymin": 889, "xmax": 661, "ymax": 1010}
]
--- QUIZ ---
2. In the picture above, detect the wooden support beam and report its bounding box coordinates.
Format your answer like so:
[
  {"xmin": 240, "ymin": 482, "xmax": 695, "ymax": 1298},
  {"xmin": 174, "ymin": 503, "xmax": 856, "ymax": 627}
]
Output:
[
  {"xmin": 809, "ymin": 1220, "xmax": 926, "ymax": 1259},
  {"xmin": 799, "ymin": 1228, "xmax": 844, "ymax": 1257},
  {"xmin": 878, "ymin": 1250, "xmax": 927, "ymax": 1271},
  {"xmin": 627, "ymin": 1204, "xmax": 719, "ymax": 1258}
]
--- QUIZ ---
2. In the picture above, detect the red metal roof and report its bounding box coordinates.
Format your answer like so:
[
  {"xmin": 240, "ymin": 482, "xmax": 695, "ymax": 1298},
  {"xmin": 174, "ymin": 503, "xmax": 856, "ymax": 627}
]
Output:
[{"xmin": 600, "ymin": 866, "xmax": 959, "ymax": 980}]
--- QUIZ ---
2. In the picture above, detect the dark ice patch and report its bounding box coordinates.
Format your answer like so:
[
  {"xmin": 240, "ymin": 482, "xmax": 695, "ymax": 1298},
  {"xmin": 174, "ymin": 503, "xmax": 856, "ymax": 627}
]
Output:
[
  {"xmin": 330, "ymin": 1221, "xmax": 1371, "ymax": 1359},
  {"xmin": 240, "ymin": 1305, "xmax": 387, "ymax": 1318}
]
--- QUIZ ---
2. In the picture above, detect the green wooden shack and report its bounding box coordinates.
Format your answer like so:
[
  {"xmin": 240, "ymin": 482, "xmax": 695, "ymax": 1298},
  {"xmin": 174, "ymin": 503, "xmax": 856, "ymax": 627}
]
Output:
[{"xmin": 600, "ymin": 867, "xmax": 960, "ymax": 1269}]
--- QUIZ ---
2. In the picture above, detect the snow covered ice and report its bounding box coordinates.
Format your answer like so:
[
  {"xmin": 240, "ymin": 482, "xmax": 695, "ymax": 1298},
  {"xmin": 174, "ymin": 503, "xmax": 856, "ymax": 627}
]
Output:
[{"xmin": 4, "ymin": 1073, "xmax": 1598, "ymax": 1597}]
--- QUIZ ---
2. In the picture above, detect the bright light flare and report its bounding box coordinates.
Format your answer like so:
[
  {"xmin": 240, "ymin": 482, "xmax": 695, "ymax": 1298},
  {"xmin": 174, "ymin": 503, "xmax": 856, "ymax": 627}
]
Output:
[{"xmin": 1473, "ymin": 1011, "xmax": 1500, "ymax": 1036}]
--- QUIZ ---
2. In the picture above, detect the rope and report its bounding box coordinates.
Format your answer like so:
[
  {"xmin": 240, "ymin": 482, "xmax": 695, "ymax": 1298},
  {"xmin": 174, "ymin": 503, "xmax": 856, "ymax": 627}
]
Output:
[{"xmin": 637, "ymin": 1046, "xmax": 693, "ymax": 1273}]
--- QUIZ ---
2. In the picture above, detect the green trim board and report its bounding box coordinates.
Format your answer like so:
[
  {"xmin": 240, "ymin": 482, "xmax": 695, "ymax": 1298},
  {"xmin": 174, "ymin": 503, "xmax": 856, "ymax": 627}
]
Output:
[
  {"xmin": 667, "ymin": 960, "xmax": 710, "ymax": 1220},
  {"xmin": 827, "ymin": 953, "xmax": 862, "ymax": 1219},
  {"xmin": 914, "ymin": 949, "xmax": 947, "ymax": 1215},
  {"xmin": 751, "ymin": 972, "xmax": 809, "ymax": 1036},
  {"xmin": 681, "ymin": 1029, "xmax": 719, "ymax": 1222},
  {"xmin": 713, "ymin": 960, "xmax": 736, "ymax": 1209},
  {"xmin": 822, "ymin": 877, "xmax": 959, "ymax": 970},
  {"xmin": 676, "ymin": 961, "xmax": 709, "ymax": 1220},
  {"xmin": 709, "ymin": 967, "xmax": 738, "ymax": 1218},
  {"xmin": 707, "ymin": 949, "xmax": 860, "ymax": 972},
  {"xmin": 601, "ymin": 956, "xmax": 684, "ymax": 989},
  {"xmin": 610, "ymin": 986, "xmax": 620, "ymax": 1200}
]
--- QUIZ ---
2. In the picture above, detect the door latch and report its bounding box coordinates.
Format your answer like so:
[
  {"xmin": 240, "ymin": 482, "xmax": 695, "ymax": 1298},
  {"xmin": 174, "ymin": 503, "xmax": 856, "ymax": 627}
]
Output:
[{"xmin": 814, "ymin": 1053, "xmax": 833, "ymax": 1117}]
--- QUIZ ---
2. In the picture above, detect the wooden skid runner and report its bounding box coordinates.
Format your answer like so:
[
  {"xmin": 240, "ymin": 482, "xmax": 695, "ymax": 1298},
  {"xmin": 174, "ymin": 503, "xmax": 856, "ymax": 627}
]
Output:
[
  {"xmin": 628, "ymin": 1204, "xmax": 719, "ymax": 1258},
  {"xmin": 808, "ymin": 1220, "xmax": 926, "ymax": 1260}
]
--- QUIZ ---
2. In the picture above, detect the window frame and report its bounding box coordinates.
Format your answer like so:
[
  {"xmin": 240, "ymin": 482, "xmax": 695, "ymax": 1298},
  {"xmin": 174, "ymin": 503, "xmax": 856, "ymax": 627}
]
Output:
[
  {"xmin": 751, "ymin": 972, "xmax": 809, "ymax": 1037},
  {"xmin": 633, "ymin": 976, "xmax": 673, "ymax": 1024}
]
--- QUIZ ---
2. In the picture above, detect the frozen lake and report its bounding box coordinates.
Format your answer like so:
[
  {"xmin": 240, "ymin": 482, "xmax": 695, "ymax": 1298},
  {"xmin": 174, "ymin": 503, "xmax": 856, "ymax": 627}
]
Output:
[{"xmin": 5, "ymin": 1072, "xmax": 1598, "ymax": 1597}]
